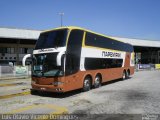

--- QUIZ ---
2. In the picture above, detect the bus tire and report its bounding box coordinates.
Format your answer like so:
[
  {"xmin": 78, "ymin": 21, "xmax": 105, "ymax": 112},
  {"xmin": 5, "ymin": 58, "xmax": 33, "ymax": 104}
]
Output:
[
  {"xmin": 94, "ymin": 75, "xmax": 101, "ymax": 88},
  {"xmin": 122, "ymin": 70, "xmax": 127, "ymax": 80},
  {"xmin": 82, "ymin": 76, "xmax": 91, "ymax": 92},
  {"xmin": 127, "ymin": 69, "xmax": 130, "ymax": 78}
]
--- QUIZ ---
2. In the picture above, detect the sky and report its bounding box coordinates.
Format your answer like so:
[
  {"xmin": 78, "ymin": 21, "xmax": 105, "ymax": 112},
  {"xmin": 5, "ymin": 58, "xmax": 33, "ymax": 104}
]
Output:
[{"xmin": 0, "ymin": 0, "xmax": 160, "ymax": 40}]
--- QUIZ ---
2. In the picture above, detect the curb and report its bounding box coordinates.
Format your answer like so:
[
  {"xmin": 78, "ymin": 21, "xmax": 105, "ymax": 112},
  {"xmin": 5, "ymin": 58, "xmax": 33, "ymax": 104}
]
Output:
[{"xmin": 0, "ymin": 76, "xmax": 31, "ymax": 80}]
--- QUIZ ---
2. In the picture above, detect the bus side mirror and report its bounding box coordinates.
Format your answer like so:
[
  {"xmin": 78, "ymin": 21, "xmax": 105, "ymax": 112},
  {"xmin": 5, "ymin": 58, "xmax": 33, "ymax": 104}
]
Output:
[
  {"xmin": 22, "ymin": 54, "xmax": 32, "ymax": 66},
  {"xmin": 57, "ymin": 51, "xmax": 65, "ymax": 66}
]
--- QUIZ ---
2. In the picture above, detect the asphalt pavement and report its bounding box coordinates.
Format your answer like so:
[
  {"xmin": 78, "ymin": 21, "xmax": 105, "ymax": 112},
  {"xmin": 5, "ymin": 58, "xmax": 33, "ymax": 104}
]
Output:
[{"xmin": 0, "ymin": 70, "xmax": 160, "ymax": 120}]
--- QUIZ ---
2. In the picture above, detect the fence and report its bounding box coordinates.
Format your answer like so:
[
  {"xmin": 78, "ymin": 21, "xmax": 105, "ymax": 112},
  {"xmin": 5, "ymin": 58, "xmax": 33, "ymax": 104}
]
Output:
[
  {"xmin": 0, "ymin": 64, "xmax": 159, "ymax": 78},
  {"xmin": 0, "ymin": 65, "xmax": 31, "ymax": 78}
]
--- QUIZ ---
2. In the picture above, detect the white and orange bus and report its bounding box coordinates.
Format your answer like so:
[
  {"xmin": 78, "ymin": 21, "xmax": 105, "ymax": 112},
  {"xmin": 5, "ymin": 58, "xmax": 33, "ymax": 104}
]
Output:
[{"xmin": 27, "ymin": 26, "xmax": 134, "ymax": 93}]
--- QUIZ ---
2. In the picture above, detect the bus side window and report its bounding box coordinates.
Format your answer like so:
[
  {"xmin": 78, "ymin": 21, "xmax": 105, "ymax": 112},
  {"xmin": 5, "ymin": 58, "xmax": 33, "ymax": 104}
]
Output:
[
  {"xmin": 65, "ymin": 55, "xmax": 72, "ymax": 74},
  {"xmin": 65, "ymin": 30, "xmax": 83, "ymax": 75}
]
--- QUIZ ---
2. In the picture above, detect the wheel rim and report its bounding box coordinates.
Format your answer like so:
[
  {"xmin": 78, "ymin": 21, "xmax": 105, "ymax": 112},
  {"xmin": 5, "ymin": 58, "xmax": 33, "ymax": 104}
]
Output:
[
  {"xmin": 94, "ymin": 76, "xmax": 101, "ymax": 88},
  {"xmin": 122, "ymin": 72, "xmax": 126, "ymax": 79},
  {"xmin": 84, "ymin": 80, "xmax": 89, "ymax": 87},
  {"xmin": 84, "ymin": 79, "xmax": 90, "ymax": 90}
]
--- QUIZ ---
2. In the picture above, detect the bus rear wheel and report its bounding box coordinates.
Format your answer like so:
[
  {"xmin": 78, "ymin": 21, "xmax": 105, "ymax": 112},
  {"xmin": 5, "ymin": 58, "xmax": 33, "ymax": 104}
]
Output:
[
  {"xmin": 94, "ymin": 75, "xmax": 101, "ymax": 88},
  {"xmin": 122, "ymin": 70, "xmax": 129, "ymax": 80},
  {"xmin": 127, "ymin": 69, "xmax": 130, "ymax": 78},
  {"xmin": 82, "ymin": 77, "xmax": 91, "ymax": 92}
]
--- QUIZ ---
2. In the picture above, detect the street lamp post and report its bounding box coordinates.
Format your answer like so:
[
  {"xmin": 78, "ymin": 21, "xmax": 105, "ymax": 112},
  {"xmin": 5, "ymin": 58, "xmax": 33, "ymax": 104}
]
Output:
[{"xmin": 59, "ymin": 12, "xmax": 64, "ymax": 27}]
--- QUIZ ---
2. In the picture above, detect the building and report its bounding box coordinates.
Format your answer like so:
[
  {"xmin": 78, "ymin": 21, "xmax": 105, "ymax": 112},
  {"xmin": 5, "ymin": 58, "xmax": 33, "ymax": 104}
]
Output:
[
  {"xmin": 0, "ymin": 27, "xmax": 160, "ymax": 65},
  {"xmin": 0, "ymin": 27, "xmax": 40, "ymax": 65},
  {"xmin": 112, "ymin": 37, "xmax": 160, "ymax": 64}
]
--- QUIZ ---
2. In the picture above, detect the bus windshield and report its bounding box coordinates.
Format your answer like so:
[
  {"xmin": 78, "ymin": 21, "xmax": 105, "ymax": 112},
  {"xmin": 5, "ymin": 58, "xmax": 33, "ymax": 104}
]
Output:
[
  {"xmin": 32, "ymin": 53, "xmax": 64, "ymax": 77},
  {"xmin": 35, "ymin": 29, "xmax": 68, "ymax": 49}
]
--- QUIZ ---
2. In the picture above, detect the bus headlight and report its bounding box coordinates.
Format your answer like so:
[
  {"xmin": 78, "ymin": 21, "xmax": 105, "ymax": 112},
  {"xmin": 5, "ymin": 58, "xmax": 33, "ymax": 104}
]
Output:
[{"xmin": 53, "ymin": 81, "xmax": 64, "ymax": 85}]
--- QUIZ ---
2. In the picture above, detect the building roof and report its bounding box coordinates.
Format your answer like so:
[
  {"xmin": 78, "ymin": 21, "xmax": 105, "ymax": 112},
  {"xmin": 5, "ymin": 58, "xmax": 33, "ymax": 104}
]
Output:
[
  {"xmin": 0, "ymin": 27, "xmax": 41, "ymax": 40},
  {"xmin": 0, "ymin": 27, "xmax": 160, "ymax": 48},
  {"xmin": 111, "ymin": 36, "xmax": 160, "ymax": 48}
]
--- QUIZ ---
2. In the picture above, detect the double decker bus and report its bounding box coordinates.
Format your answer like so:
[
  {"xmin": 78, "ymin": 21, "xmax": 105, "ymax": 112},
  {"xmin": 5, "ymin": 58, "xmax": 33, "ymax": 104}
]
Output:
[{"xmin": 28, "ymin": 26, "xmax": 134, "ymax": 93}]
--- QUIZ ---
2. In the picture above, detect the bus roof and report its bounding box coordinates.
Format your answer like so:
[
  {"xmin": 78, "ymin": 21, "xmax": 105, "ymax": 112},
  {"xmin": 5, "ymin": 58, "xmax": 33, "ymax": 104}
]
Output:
[{"xmin": 41, "ymin": 26, "xmax": 132, "ymax": 46}]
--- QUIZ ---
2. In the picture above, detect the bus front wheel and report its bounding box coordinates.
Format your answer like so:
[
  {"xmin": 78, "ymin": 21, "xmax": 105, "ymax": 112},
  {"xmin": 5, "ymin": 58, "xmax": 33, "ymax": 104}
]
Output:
[{"xmin": 82, "ymin": 77, "xmax": 91, "ymax": 92}]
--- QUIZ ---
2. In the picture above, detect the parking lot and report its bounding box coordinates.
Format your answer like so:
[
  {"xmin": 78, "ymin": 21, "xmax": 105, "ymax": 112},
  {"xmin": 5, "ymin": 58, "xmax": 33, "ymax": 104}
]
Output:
[{"xmin": 0, "ymin": 70, "xmax": 160, "ymax": 119}]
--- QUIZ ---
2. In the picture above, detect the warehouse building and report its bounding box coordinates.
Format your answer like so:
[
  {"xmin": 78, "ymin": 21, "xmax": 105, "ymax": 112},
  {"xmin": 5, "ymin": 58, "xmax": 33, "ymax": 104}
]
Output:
[
  {"xmin": 112, "ymin": 36, "xmax": 160, "ymax": 64},
  {"xmin": 0, "ymin": 27, "xmax": 160, "ymax": 65},
  {"xmin": 0, "ymin": 27, "xmax": 40, "ymax": 65}
]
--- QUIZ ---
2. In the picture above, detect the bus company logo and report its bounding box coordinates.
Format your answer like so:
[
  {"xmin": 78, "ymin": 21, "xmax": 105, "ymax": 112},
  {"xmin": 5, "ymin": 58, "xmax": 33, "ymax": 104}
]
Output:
[
  {"xmin": 102, "ymin": 51, "xmax": 121, "ymax": 58},
  {"xmin": 39, "ymin": 49, "xmax": 45, "ymax": 52},
  {"xmin": 38, "ymin": 48, "xmax": 54, "ymax": 53}
]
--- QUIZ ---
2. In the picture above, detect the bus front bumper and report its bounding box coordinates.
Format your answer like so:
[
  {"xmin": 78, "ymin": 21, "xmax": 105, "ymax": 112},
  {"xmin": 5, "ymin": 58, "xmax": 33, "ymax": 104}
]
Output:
[{"xmin": 31, "ymin": 83, "xmax": 65, "ymax": 93}]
